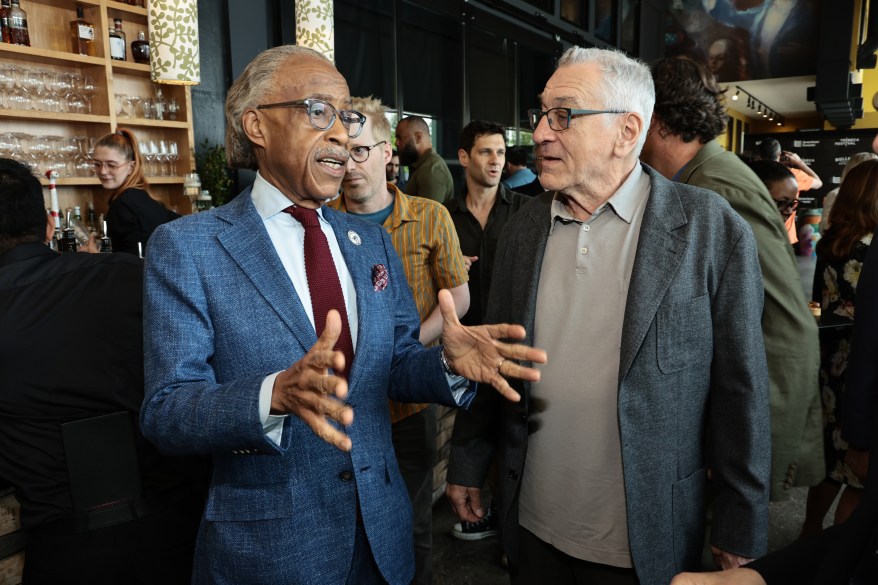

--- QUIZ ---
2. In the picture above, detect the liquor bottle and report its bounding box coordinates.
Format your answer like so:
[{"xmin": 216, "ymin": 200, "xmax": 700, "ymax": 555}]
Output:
[
  {"xmin": 131, "ymin": 30, "xmax": 149, "ymax": 64},
  {"xmin": 109, "ymin": 18, "xmax": 126, "ymax": 60},
  {"xmin": 0, "ymin": 0, "xmax": 11, "ymax": 44},
  {"xmin": 99, "ymin": 220, "xmax": 112, "ymax": 253},
  {"xmin": 8, "ymin": 0, "xmax": 29, "ymax": 47},
  {"xmin": 86, "ymin": 201, "xmax": 96, "ymax": 233},
  {"xmin": 69, "ymin": 5, "xmax": 95, "ymax": 56},
  {"xmin": 73, "ymin": 205, "xmax": 82, "ymax": 222},
  {"xmin": 59, "ymin": 211, "xmax": 78, "ymax": 253}
]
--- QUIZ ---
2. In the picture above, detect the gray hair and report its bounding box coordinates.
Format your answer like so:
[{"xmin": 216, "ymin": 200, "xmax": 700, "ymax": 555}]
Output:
[
  {"xmin": 352, "ymin": 96, "xmax": 391, "ymax": 143},
  {"xmin": 225, "ymin": 45, "xmax": 333, "ymax": 169},
  {"xmin": 556, "ymin": 47, "xmax": 655, "ymax": 156}
]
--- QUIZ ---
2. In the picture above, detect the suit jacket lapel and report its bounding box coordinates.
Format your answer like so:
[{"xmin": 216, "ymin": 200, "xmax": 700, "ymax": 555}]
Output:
[
  {"xmin": 619, "ymin": 167, "xmax": 688, "ymax": 380},
  {"xmin": 324, "ymin": 209, "xmax": 372, "ymax": 390},
  {"xmin": 516, "ymin": 195, "xmax": 553, "ymax": 346},
  {"xmin": 216, "ymin": 189, "xmax": 316, "ymax": 354}
]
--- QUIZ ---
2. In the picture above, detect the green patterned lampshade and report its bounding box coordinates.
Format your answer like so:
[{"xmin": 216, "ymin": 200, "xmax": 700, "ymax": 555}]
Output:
[
  {"xmin": 147, "ymin": 0, "xmax": 201, "ymax": 85},
  {"xmin": 295, "ymin": 0, "xmax": 334, "ymax": 62}
]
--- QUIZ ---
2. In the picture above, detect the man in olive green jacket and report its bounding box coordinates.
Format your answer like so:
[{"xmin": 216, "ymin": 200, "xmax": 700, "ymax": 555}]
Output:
[{"xmin": 642, "ymin": 56, "xmax": 822, "ymax": 500}]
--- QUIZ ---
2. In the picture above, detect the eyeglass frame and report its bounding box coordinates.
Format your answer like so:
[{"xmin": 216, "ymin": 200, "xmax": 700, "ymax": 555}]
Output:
[
  {"xmin": 528, "ymin": 107, "xmax": 627, "ymax": 132},
  {"xmin": 255, "ymin": 98, "xmax": 366, "ymax": 138},
  {"xmin": 91, "ymin": 159, "xmax": 133, "ymax": 172},
  {"xmin": 349, "ymin": 140, "xmax": 388, "ymax": 163},
  {"xmin": 774, "ymin": 198, "xmax": 800, "ymax": 211}
]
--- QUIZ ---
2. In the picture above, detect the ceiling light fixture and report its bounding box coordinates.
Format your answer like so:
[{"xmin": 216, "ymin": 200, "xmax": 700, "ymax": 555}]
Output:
[{"xmin": 733, "ymin": 85, "xmax": 783, "ymax": 126}]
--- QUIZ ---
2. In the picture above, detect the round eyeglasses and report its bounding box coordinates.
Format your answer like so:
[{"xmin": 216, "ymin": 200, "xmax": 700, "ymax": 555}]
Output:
[
  {"xmin": 349, "ymin": 141, "xmax": 387, "ymax": 163},
  {"xmin": 256, "ymin": 98, "xmax": 366, "ymax": 138},
  {"xmin": 527, "ymin": 107, "xmax": 626, "ymax": 132},
  {"xmin": 92, "ymin": 160, "xmax": 132, "ymax": 172}
]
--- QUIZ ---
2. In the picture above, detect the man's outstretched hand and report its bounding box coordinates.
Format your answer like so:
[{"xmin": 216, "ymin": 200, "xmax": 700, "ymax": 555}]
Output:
[
  {"xmin": 438, "ymin": 289, "xmax": 547, "ymax": 402},
  {"xmin": 270, "ymin": 309, "xmax": 354, "ymax": 452}
]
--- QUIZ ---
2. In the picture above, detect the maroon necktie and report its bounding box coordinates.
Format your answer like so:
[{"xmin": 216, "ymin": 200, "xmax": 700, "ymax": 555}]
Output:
[{"xmin": 284, "ymin": 206, "xmax": 354, "ymax": 379}]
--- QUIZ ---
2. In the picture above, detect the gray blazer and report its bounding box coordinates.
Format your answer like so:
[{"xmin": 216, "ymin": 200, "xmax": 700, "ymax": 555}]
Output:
[{"xmin": 447, "ymin": 164, "xmax": 771, "ymax": 585}]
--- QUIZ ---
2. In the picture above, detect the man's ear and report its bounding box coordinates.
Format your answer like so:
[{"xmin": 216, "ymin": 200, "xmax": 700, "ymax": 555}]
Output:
[
  {"xmin": 457, "ymin": 148, "xmax": 469, "ymax": 168},
  {"xmin": 242, "ymin": 109, "xmax": 266, "ymax": 149},
  {"xmin": 616, "ymin": 112, "xmax": 645, "ymax": 157}
]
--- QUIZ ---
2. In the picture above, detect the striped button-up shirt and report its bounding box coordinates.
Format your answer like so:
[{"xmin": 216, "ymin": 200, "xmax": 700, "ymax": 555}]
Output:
[{"xmin": 329, "ymin": 183, "xmax": 468, "ymax": 422}]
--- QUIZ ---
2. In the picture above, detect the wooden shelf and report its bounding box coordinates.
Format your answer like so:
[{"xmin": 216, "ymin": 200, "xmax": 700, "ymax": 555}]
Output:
[
  {"xmin": 112, "ymin": 61, "xmax": 151, "ymax": 74},
  {"xmin": 106, "ymin": 1, "xmax": 148, "ymax": 17},
  {"xmin": 0, "ymin": 43, "xmax": 105, "ymax": 68},
  {"xmin": 116, "ymin": 117, "xmax": 189, "ymax": 129},
  {"xmin": 9, "ymin": 0, "xmax": 196, "ymax": 217},
  {"xmin": 39, "ymin": 177, "xmax": 101, "ymax": 186},
  {"xmin": 0, "ymin": 109, "xmax": 111, "ymax": 124}
]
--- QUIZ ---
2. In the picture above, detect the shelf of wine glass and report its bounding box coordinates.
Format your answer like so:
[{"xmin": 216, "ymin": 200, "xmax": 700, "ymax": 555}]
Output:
[
  {"xmin": 38, "ymin": 176, "xmax": 185, "ymax": 186},
  {"xmin": 0, "ymin": 108, "xmax": 188, "ymax": 128}
]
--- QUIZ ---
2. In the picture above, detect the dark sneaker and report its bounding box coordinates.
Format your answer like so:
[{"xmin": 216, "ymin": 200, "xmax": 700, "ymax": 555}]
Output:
[{"xmin": 451, "ymin": 506, "xmax": 497, "ymax": 541}]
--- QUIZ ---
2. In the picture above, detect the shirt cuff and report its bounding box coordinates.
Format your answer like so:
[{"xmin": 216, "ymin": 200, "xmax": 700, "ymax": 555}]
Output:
[
  {"xmin": 447, "ymin": 372, "xmax": 475, "ymax": 408},
  {"xmin": 260, "ymin": 372, "xmax": 286, "ymax": 445}
]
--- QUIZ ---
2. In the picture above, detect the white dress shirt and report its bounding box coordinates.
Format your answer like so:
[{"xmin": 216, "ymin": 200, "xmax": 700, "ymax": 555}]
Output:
[{"xmin": 250, "ymin": 173, "xmax": 358, "ymax": 442}]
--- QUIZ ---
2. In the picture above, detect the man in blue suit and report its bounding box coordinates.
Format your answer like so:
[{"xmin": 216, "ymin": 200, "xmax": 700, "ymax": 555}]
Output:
[{"xmin": 139, "ymin": 45, "xmax": 546, "ymax": 585}]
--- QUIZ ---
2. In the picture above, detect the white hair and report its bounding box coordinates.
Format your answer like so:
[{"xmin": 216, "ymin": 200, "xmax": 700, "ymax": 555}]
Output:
[{"xmin": 556, "ymin": 46, "xmax": 655, "ymax": 156}]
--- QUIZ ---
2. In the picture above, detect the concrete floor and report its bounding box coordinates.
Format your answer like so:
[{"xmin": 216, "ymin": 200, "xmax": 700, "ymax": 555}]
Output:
[{"xmin": 431, "ymin": 254, "xmax": 825, "ymax": 584}]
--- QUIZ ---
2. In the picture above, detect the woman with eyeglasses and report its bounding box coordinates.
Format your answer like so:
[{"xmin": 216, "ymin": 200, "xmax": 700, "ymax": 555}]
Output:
[
  {"xmin": 747, "ymin": 159, "xmax": 800, "ymax": 222},
  {"xmin": 93, "ymin": 128, "xmax": 179, "ymax": 256},
  {"xmin": 800, "ymin": 158, "xmax": 878, "ymax": 537}
]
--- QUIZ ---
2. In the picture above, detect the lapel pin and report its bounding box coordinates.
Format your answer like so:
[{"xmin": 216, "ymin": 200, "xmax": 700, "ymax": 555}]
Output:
[{"xmin": 348, "ymin": 230, "xmax": 362, "ymax": 245}]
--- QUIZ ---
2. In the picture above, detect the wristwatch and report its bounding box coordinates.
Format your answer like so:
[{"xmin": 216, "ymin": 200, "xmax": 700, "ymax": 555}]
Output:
[{"xmin": 439, "ymin": 348, "xmax": 459, "ymax": 376}]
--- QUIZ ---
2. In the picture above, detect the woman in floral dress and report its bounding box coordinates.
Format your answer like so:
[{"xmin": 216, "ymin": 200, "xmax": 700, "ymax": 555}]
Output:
[{"xmin": 801, "ymin": 159, "xmax": 878, "ymax": 535}]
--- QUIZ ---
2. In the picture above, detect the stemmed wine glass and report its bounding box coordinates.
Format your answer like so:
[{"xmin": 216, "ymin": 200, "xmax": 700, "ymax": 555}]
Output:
[
  {"xmin": 167, "ymin": 140, "xmax": 179, "ymax": 176},
  {"xmin": 143, "ymin": 140, "xmax": 158, "ymax": 176},
  {"xmin": 21, "ymin": 68, "xmax": 45, "ymax": 111},
  {"xmin": 72, "ymin": 136, "xmax": 93, "ymax": 177},
  {"xmin": 157, "ymin": 139, "xmax": 171, "ymax": 176},
  {"xmin": 6, "ymin": 66, "xmax": 29, "ymax": 111},
  {"xmin": 27, "ymin": 134, "xmax": 51, "ymax": 174},
  {"xmin": 0, "ymin": 66, "xmax": 14, "ymax": 109},
  {"xmin": 66, "ymin": 74, "xmax": 87, "ymax": 114},
  {"xmin": 80, "ymin": 75, "xmax": 96, "ymax": 114}
]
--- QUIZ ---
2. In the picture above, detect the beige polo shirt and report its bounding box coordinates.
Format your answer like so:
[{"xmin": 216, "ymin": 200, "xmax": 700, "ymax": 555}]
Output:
[{"xmin": 518, "ymin": 163, "xmax": 650, "ymax": 568}]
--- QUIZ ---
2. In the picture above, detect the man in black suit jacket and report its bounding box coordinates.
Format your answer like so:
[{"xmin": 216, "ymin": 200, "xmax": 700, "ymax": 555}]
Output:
[{"xmin": 0, "ymin": 158, "xmax": 205, "ymax": 584}]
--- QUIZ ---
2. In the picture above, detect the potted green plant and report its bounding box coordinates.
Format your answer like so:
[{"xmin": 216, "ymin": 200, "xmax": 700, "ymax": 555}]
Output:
[{"xmin": 196, "ymin": 139, "xmax": 233, "ymax": 207}]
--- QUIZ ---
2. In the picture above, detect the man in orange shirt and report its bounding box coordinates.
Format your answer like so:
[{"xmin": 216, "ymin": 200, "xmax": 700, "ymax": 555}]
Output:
[{"xmin": 757, "ymin": 138, "xmax": 822, "ymax": 244}]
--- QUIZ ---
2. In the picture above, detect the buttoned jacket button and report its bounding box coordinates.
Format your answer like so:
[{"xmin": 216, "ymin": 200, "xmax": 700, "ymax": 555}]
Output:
[
  {"xmin": 508, "ymin": 470, "xmax": 519, "ymax": 481},
  {"xmin": 339, "ymin": 470, "xmax": 354, "ymax": 482}
]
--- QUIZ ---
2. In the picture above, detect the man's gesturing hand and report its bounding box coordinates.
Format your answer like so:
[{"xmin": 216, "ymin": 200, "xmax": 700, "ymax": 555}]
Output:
[
  {"xmin": 270, "ymin": 309, "xmax": 354, "ymax": 452},
  {"xmin": 438, "ymin": 289, "xmax": 547, "ymax": 402}
]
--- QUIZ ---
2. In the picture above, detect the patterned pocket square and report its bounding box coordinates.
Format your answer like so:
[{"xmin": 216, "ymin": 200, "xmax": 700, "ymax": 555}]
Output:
[{"xmin": 372, "ymin": 264, "xmax": 388, "ymax": 291}]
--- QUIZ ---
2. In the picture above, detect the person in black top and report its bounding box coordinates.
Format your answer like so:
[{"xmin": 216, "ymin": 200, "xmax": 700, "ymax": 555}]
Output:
[
  {"xmin": 93, "ymin": 128, "xmax": 179, "ymax": 256},
  {"xmin": 0, "ymin": 158, "xmax": 205, "ymax": 584}
]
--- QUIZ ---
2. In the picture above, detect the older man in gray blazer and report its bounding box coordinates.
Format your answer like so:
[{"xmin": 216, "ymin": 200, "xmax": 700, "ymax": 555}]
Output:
[{"xmin": 446, "ymin": 47, "xmax": 770, "ymax": 585}]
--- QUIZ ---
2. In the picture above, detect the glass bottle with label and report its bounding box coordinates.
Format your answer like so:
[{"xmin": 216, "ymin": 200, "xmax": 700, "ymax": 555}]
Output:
[
  {"xmin": 8, "ymin": 0, "xmax": 29, "ymax": 47},
  {"xmin": 131, "ymin": 30, "xmax": 149, "ymax": 64},
  {"xmin": 69, "ymin": 6, "xmax": 95, "ymax": 56},
  {"xmin": 0, "ymin": 0, "xmax": 11, "ymax": 44},
  {"xmin": 109, "ymin": 18, "xmax": 126, "ymax": 61}
]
